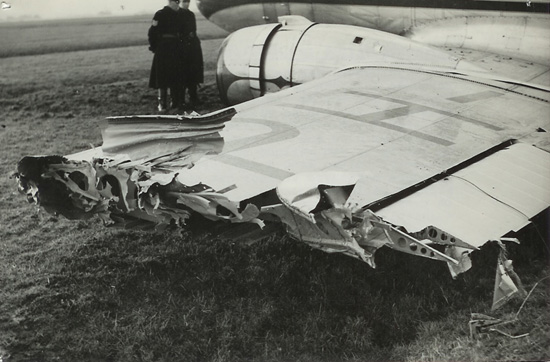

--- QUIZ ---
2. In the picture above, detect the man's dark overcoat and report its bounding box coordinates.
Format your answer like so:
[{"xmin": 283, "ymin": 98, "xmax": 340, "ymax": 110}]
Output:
[
  {"xmin": 180, "ymin": 8, "xmax": 204, "ymax": 86},
  {"xmin": 148, "ymin": 6, "xmax": 184, "ymax": 89}
]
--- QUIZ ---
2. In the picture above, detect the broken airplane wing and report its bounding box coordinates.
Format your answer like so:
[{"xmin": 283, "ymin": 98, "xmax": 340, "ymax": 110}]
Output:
[{"xmin": 15, "ymin": 65, "xmax": 550, "ymax": 277}]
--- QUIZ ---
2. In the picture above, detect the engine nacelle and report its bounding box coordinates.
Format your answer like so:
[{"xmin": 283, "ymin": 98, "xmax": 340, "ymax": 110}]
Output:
[{"xmin": 217, "ymin": 16, "xmax": 470, "ymax": 105}]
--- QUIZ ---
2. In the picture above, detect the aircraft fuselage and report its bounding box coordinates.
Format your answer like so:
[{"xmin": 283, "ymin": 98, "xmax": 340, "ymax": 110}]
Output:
[
  {"xmin": 197, "ymin": 0, "xmax": 550, "ymax": 64},
  {"xmin": 196, "ymin": 0, "xmax": 549, "ymax": 32}
]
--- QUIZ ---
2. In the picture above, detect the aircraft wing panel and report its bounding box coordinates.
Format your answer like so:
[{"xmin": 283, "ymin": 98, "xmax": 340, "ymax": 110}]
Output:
[
  {"xmin": 375, "ymin": 143, "xmax": 550, "ymax": 247},
  {"xmin": 15, "ymin": 63, "xmax": 550, "ymax": 278},
  {"xmin": 175, "ymin": 66, "xmax": 550, "ymax": 205}
]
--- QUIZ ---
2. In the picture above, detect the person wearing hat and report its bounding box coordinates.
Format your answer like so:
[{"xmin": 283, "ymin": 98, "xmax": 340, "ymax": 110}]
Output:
[{"xmin": 148, "ymin": 0, "xmax": 185, "ymax": 112}]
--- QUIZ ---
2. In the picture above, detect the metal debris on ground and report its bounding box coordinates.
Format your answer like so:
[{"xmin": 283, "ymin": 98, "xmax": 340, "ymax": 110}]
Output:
[{"xmin": 470, "ymin": 274, "xmax": 550, "ymax": 340}]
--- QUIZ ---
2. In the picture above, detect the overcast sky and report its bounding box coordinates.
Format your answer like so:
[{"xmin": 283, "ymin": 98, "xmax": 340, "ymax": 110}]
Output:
[{"xmin": 0, "ymin": 0, "xmax": 199, "ymax": 21}]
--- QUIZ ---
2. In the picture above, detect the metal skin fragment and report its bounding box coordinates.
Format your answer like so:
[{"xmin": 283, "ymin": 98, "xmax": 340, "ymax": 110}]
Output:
[
  {"xmin": 271, "ymin": 173, "xmax": 477, "ymax": 273},
  {"xmin": 264, "ymin": 197, "xmax": 465, "ymax": 271},
  {"xmin": 13, "ymin": 109, "xmax": 265, "ymax": 229},
  {"xmin": 445, "ymin": 246, "xmax": 474, "ymax": 278},
  {"xmin": 16, "ymin": 155, "xmax": 111, "ymax": 223},
  {"xmin": 101, "ymin": 110, "xmax": 232, "ymax": 164},
  {"xmin": 492, "ymin": 258, "xmax": 519, "ymax": 311},
  {"xmin": 261, "ymin": 204, "xmax": 378, "ymax": 266},
  {"xmin": 14, "ymin": 155, "xmax": 261, "ymax": 229}
]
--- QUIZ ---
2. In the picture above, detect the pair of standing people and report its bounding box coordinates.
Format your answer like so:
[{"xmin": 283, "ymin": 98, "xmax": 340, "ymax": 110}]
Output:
[{"xmin": 148, "ymin": 0, "xmax": 204, "ymax": 112}]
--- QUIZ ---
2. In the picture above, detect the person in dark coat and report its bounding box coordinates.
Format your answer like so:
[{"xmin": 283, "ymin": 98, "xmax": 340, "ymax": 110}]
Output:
[
  {"xmin": 148, "ymin": 0, "xmax": 185, "ymax": 112},
  {"xmin": 179, "ymin": 0, "xmax": 204, "ymax": 109}
]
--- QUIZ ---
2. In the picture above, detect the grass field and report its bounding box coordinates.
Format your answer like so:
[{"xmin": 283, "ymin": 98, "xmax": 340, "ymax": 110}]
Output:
[{"xmin": 1, "ymin": 15, "xmax": 549, "ymax": 362}]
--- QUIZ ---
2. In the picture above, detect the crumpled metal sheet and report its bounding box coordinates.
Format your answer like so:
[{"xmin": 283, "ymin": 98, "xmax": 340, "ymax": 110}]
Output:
[
  {"xmin": 16, "ymin": 155, "xmax": 111, "ymax": 222},
  {"xmin": 13, "ymin": 109, "xmax": 263, "ymax": 229},
  {"xmin": 267, "ymin": 172, "xmax": 462, "ymax": 271},
  {"xmin": 262, "ymin": 203, "xmax": 383, "ymax": 267},
  {"xmin": 100, "ymin": 109, "xmax": 233, "ymax": 169},
  {"xmin": 14, "ymin": 154, "xmax": 262, "ymax": 230}
]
